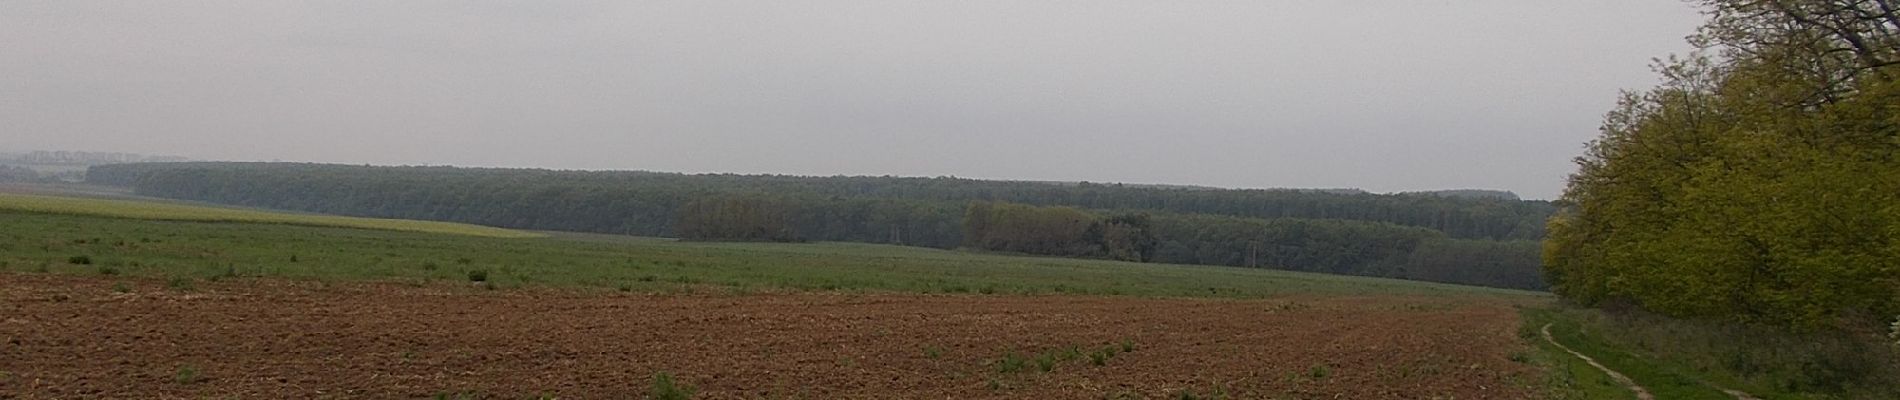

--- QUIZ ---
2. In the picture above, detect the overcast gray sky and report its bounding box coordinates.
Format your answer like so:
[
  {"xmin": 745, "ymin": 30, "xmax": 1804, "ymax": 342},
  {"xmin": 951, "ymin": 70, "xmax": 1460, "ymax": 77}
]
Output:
[{"xmin": 2, "ymin": 1, "xmax": 1705, "ymax": 199}]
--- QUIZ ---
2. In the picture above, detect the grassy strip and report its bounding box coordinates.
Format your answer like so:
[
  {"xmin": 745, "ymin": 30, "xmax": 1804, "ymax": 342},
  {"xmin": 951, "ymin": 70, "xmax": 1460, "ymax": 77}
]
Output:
[
  {"xmin": 0, "ymin": 192, "xmax": 539, "ymax": 238},
  {"xmin": 0, "ymin": 210, "xmax": 1542, "ymax": 299},
  {"xmin": 1542, "ymin": 316, "xmax": 1734, "ymax": 400},
  {"xmin": 1526, "ymin": 307, "xmax": 1900, "ymax": 400},
  {"xmin": 1530, "ymin": 307, "xmax": 1735, "ymax": 399},
  {"xmin": 1520, "ymin": 308, "xmax": 1642, "ymax": 400}
]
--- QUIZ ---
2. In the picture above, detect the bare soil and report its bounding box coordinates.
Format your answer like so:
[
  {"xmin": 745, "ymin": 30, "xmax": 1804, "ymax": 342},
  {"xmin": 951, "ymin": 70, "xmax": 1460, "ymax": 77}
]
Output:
[{"xmin": 0, "ymin": 274, "xmax": 1542, "ymax": 399}]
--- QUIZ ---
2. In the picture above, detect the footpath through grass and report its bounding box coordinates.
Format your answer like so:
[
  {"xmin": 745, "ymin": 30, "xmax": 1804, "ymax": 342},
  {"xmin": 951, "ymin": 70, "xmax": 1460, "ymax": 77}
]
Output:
[
  {"xmin": 1517, "ymin": 309, "xmax": 1633, "ymax": 400},
  {"xmin": 0, "ymin": 192, "xmax": 538, "ymax": 238},
  {"xmin": 0, "ymin": 210, "xmax": 1541, "ymax": 299},
  {"xmin": 1523, "ymin": 307, "xmax": 1900, "ymax": 400}
]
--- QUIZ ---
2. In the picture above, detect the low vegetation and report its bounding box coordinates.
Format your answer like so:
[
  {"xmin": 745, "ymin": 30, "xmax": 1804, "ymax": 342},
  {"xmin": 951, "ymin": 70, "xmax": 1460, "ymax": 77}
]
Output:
[
  {"xmin": 2, "ymin": 191, "xmax": 1547, "ymax": 398},
  {"xmin": 1527, "ymin": 307, "xmax": 1900, "ymax": 399},
  {"xmin": 992, "ymin": 341, "xmax": 1130, "ymax": 377},
  {"xmin": 1518, "ymin": 310, "xmax": 1636, "ymax": 400},
  {"xmin": 922, "ymin": 345, "xmax": 944, "ymax": 360},
  {"xmin": 165, "ymin": 276, "xmax": 194, "ymax": 291},
  {"xmin": 172, "ymin": 364, "xmax": 200, "ymax": 385},
  {"xmin": 0, "ymin": 192, "xmax": 538, "ymax": 238},
  {"xmin": 0, "ymin": 210, "xmax": 1538, "ymax": 298},
  {"xmin": 649, "ymin": 372, "xmax": 694, "ymax": 400},
  {"xmin": 81, "ymin": 162, "xmax": 1551, "ymax": 290}
]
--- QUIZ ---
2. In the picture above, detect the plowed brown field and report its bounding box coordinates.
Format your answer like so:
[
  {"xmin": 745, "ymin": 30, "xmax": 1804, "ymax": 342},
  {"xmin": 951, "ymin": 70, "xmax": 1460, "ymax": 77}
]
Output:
[{"xmin": 0, "ymin": 274, "xmax": 1543, "ymax": 399}]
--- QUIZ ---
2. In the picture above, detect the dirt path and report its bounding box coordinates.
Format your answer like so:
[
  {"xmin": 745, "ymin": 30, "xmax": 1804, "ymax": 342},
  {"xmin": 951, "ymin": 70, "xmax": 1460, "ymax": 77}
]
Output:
[
  {"xmin": 1535, "ymin": 324, "xmax": 1770, "ymax": 400},
  {"xmin": 1, "ymin": 274, "xmax": 1541, "ymax": 399},
  {"xmin": 1539, "ymin": 323, "xmax": 1654, "ymax": 400},
  {"xmin": 1538, "ymin": 323, "xmax": 1767, "ymax": 400}
]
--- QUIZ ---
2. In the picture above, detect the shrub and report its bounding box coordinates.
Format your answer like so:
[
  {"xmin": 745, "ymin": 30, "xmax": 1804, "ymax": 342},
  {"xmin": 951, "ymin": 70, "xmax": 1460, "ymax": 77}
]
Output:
[
  {"xmin": 466, "ymin": 270, "xmax": 488, "ymax": 283},
  {"xmin": 650, "ymin": 372, "xmax": 694, "ymax": 400},
  {"xmin": 1034, "ymin": 353, "xmax": 1057, "ymax": 372},
  {"xmin": 996, "ymin": 351, "xmax": 1027, "ymax": 373},
  {"xmin": 67, "ymin": 255, "xmax": 91, "ymax": 265},
  {"xmin": 1058, "ymin": 346, "xmax": 1082, "ymax": 361},
  {"xmin": 174, "ymin": 364, "xmax": 200, "ymax": 384},
  {"xmin": 924, "ymin": 346, "xmax": 943, "ymax": 360},
  {"xmin": 166, "ymin": 277, "xmax": 194, "ymax": 291}
]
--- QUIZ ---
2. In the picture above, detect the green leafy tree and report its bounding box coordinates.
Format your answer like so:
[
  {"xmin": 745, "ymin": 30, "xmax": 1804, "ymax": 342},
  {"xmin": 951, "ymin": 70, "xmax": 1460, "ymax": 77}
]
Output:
[{"xmin": 1548, "ymin": 0, "xmax": 1900, "ymax": 329}]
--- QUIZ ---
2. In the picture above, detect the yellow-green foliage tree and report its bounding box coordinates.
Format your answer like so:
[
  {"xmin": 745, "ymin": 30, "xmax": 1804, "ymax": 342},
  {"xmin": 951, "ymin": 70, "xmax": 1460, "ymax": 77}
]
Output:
[{"xmin": 1547, "ymin": 0, "xmax": 1900, "ymax": 330}]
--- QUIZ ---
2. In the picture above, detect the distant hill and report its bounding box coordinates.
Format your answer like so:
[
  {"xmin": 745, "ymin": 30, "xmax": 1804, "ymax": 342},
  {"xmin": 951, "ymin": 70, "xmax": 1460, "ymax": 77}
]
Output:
[
  {"xmin": 84, "ymin": 162, "xmax": 1554, "ymax": 290},
  {"xmin": 1018, "ymin": 180, "xmax": 1376, "ymax": 193},
  {"xmin": 1017, "ymin": 180, "xmax": 1225, "ymax": 191},
  {"xmin": 1, "ymin": 150, "xmax": 188, "ymax": 166},
  {"xmin": 88, "ymin": 162, "xmax": 1554, "ymax": 240},
  {"xmin": 1400, "ymin": 189, "xmax": 1521, "ymax": 201},
  {"xmin": 0, "ymin": 150, "xmax": 189, "ymax": 182}
]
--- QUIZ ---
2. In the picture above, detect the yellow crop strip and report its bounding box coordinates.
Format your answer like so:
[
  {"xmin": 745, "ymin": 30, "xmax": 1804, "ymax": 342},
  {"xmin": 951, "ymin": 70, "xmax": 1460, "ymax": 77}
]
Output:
[{"xmin": 0, "ymin": 192, "xmax": 541, "ymax": 238}]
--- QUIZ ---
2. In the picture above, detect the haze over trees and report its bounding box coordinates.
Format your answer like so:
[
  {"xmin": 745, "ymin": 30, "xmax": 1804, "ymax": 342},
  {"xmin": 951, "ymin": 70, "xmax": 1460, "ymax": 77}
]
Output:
[
  {"xmin": 87, "ymin": 162, "xmax": 1551, "ymax": 290},
  {"xmin": 0, "ymin": 150, "xmax": 188, "ymax": 182},
  {"xmin": 2, "ymin": 150, "xmax": 188, "ymax": 165},
  {"xmin": 1545, "ymin": 0, "xmax": 1900, "ymax": 330}
]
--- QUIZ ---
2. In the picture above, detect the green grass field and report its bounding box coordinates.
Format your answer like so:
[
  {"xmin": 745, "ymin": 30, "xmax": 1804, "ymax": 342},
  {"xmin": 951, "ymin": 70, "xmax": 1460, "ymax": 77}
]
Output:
[
  {"xmin": 0, "ymin": 192, "xmax": 539, "ymax": 238},
  {"xmin": 0, "ymin": 201, "xmax": 1540, "ymax": 299}
]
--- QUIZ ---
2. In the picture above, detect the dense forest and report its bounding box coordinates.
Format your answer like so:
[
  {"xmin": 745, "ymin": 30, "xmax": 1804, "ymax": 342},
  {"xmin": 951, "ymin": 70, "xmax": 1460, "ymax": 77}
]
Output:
[
  {"xmin": 1546, "ymin": 0, "xmax": 1899, "ymax": 330},
  {"xmin": 0, "ymin": 165, "xmax": 38, "ymax": 182},
  {"xmin": 87, "ymin": 162, "xmax": 1551, "ymax": 290},
  {"xmin": 961, "ymin": 203, "xmax": 1158, "ymax": 262}
]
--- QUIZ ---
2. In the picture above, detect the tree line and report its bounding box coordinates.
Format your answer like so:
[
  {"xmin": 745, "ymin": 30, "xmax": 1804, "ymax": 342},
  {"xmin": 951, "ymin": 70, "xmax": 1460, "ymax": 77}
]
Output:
[
  {"xmin": 0, "ymin": 165, "xmax": 39, "ymax": 182},
  {"xmin": 962, "ymin": 202, "xmax": 1158, "ymax": 262},
  {"xmin": 89, "ymin": 162, "xmax": 1551, "ymax": 239},
  {"xmin": 85, "ymin": 162, "xmax": 1548, "ymax": 290},
  {"xmin": 1546, "ymin": 0, "xmax": 1899, "ymax": 330}
]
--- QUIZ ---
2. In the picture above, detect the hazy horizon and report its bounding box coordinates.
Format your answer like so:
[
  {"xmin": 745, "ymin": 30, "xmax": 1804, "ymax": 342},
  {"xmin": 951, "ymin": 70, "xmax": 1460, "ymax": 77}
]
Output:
[
  {"xmin": 3, "ymin": 1, "xmax": 1706, "ymax": 200},
  {"xmin": 0, "ymin": 148, "xmax": 1531, "ymax": 198}
]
